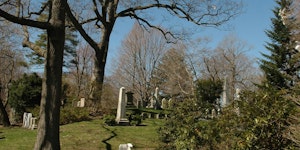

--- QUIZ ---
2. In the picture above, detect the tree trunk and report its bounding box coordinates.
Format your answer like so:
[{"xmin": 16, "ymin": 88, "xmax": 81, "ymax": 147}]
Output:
[
  {"xmin": 34, "ymin": 0, "xmax": 66, "ymax": 149},
  {"xmin": 90, "ymin": 27, "xmax": 113, "ymax": 112},
  {"xmin": 0, "ymin": 100, "xmax": 10, "ymax": 127},
  {"xmin": 90, "ymin": 57, "xmax": 105, "ymax": 111}
]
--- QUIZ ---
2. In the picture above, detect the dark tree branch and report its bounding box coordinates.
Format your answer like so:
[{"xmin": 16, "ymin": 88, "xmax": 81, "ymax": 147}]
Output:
[
  {"xmin": 92, "ymin": 0, "xmax": 105, "ymax": 26},
  {"xmin": 129, "ymin": 13, "xmax": 176, "ymax": 42},
  {"xmin": 65, "ymin": 3, "xmax": 100, "ymax": 52},
  {"xmin": 28, "ymin": 1, "xmax": 50, "ymax": 17},
  {"xmin": 0, "ymin": 0, "xmax": 10, "ymax": 7},
  {"xmin": 0, "ymin": 9, "xmax": 50, "ymax": 29}
]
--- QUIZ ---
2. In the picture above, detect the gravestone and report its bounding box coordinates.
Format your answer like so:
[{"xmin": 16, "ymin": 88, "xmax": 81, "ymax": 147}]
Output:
[
  {"xmin": 168, "ymin": 98, "xmax": 174, "ymax": 109},
  {"xmin": 115, "ymin": 87, "xmax": 129, "ymax": 125},
  {"xmin": 119, "ymin": 143, "xmax": 133, "ymax": 150},
  {"xmin": 154, "ymin": 87, "xmax": 159, "ymax": 100},
  {"xmin": 147, "ymin": 97, "xmax": 155, "ymax": 108},
  {"xmin": 77, "ymin": 97, "xmax": 85, "ymax": 107},
  {"xmin": 23, "ymin": 112, "xmax": 32, "ymax": 128},
  {"xmin": 125, "ymin": 91, "xmax": 134, "ymax": 107},
  {"xmin": 161, "ymin": 98, "xmax": 168, "ymax": 109},
  {"xmin": 29, "ymin": 117, "xmax": 37, "ymax": 130},
  {"xmin": 23, "ymin": 112, "xmax": 37, "ymax": 129}
]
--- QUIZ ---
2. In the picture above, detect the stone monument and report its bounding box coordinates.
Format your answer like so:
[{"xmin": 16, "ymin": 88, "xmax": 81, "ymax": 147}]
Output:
[
  {"xmin": 221, "ymin": 77, "xmax": 229, "ymax": 107},
  {"xmin": 116, "ymin": 87, "xmax": 129, "ymax": 125}
]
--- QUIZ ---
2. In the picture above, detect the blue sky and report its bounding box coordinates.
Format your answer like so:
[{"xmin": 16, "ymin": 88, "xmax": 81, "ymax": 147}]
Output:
[{"xmin": 106, "ymin": 0, "xmax": 277, "ymax": 74}]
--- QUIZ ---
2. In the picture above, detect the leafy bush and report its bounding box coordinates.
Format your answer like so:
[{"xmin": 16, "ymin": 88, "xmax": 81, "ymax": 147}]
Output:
[
  {"xmin": 60, "ymin": 106, "xmax": 90, "ymax": 125},
  {"xmin": 129, "ymin": 114, "xmax": 142, "ymax": 126},
  {"xmin": 8, "ymin": 73, "xmax": 42, "ymax": 120},
  {"xmin": 103, "ymin": 114, "xmax": 116, "ymax": 126}
]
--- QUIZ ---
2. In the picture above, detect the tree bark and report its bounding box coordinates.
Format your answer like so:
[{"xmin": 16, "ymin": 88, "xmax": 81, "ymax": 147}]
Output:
[
  {"xmin": 90, "ymin": 27, "xmax": 113, "ymax": 111},
  {"xmin": 34, "ymin": 0, "xmax": 66, "ymax": 149},
  {"xmin": 0, "ymin": 99, "xmax": 10, "ymax": 127}
]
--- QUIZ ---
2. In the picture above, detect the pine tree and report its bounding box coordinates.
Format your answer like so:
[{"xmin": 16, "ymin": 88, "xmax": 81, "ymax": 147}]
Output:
[
  {"xmin": 258, "ymin": 0, "xmax": 299, "ymax": 148},
  {"xmin": 260, "ymin": 0, "xmax": 300, "ymax": 90},
  {"xmin": 26, "ymin": 12, "xmax": 78, "ymax": 69}
]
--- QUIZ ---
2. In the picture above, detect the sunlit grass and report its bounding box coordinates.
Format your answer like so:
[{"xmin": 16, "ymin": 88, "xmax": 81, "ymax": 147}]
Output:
[{"xmin": 0, "ymin": 119, "xmax": 164, "ymax": 150}]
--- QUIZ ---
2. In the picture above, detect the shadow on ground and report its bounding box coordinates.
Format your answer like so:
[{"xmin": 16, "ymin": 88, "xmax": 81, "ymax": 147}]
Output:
[
  {"xmin": 101, "ymin": 125, "xmax": 117, "ymax": 150},
  {"xmin": 0, "ymin": 132, "xmax": 5, "ymax": 140}
]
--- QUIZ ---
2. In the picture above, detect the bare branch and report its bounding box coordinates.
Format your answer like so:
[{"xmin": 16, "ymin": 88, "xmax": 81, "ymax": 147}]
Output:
[
  {"xmin": 0, "ymin": 9, "xmax": 50, "ymax": 29},
  {"xmin": 65, "ymin": 3, "xmax": 100, "ymax": 52},
  {"xmin": 27, "ymin": 1, "xmax": 50, "ymax": 18},
  {"xmin": 22, "ymin": 26, "xmax": 46, "ymax": 58},
  {"xmin": 0, "ymin": 0, "xmax": 10, "ymax": 7},
  {"xmin": 92, "ymin": 0, "xmax": 104, "ymax": 26}
]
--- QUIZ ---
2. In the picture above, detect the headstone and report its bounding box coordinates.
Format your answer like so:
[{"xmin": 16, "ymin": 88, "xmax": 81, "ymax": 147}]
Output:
[
  {"xmin": 168, "ymin": 98, "xmax": 174, "ymax": 109},
  {"xmin": 23, "ymin": 112, "xmax": 33, "ymax": 129},
  {"xmin": 125, "ymin": 91, "xmax": 134, "ymax": 107},
  {"xmin": 154, "ymin": 87, "xmax": 161, "ymax": 109},
  {"xmin": 161, "ymin": 98, "xmax": 168, "ymax": 109},
  {"xmin": 29, "ymin": 117, "xmax": 37, "ymax": 130},
  {"xmin": 154, "ymin": 87, "xmax": 159, "ymax": 100},
  {"xmin": 116, "ymin": 87, "xmax": 129, "ymax": 124},
  {"xmin": 23, "ymin": 112, "xmax": 28, "ymax": 128},
  {"xmin": 148, "ymin": 97, "xmax": 155, "ymax": 108},
  {"xmin": 77, "ymin": 97, "xmax": 85, "ymax": 107},
  {"xmin": 119, "ymin": 143, "xmax": 133, "ymax": 150}
]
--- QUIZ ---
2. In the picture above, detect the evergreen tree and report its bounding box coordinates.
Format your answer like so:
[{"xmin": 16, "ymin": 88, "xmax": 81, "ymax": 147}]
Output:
[
  {"xmin": 26, "ymin": 13, "xmax": 78, "ymax": 69},
  {"xmin": 8, "ymin": 73, "xmax": 42, "ymax": 119},
  {"xmin": 260, "ymin": 0, "xmax": 300, "ymax": 90}
]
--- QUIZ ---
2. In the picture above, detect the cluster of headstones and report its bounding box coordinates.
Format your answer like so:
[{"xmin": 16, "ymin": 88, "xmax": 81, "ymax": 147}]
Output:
[
  {"xmin": 23, "ymin": 112, "xmax": 37, "ymax": 130},
  {"xmin": 161, "ymin": 98, "xmax": 176, "ymax": 109},
  {"xmin": 147, "ymin": 87, "xmax": 175, "ymax": 110}
]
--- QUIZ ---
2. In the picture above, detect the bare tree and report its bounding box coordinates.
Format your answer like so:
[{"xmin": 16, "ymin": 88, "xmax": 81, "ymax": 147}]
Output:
[
  {"xmin": 200, "ymin": 35, "xmax": 259, "ymax": 100},
  {"xmin": 67, "ymin": 43, "xmax": 94, "ymax": 101},
  {"xmin": 0, "ymin": 0, "xmax": 66, "ymax": 149},
  {"xmin": 154, "ymin": 46, "xmax": 194, "ymax": 100},
  {"xmin": 0, "ymin": 19, "xmax": 27, "ymax": 126},
  {"xmin": 112, "ymin": 23, "xmax": 169, "ymax": 106},
  {"xmin": 65, "ymin": 0, "xmax": 243, "ymax": 110}
]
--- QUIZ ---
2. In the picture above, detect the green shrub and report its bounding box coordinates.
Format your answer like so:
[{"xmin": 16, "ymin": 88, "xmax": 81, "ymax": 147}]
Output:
[
  {"xmin": 128, "ymin": 113, "xmax": 142, "ymax": 126},
  {"xmin": 103, "ymin": 114, "xmax": 116, "ymax": 126},
  {"xmin": 26, "ymin": 106, "xmax": 40, "ymax": 118},
  {"xmin": 60, "ymin": 106, "xmax": 90, "ymax": 125}
]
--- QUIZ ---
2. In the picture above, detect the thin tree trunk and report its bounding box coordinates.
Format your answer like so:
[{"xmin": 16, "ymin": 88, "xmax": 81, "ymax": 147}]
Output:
[
  {"xmin": 34, "ymin": 0, "xmax": 66, "ymax": 149},
  {"xmin": 0, "ymin": 100, "xmax": 10, "ymax": 127}
]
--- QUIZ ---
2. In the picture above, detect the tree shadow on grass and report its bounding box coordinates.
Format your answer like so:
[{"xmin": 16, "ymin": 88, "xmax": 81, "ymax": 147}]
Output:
[
  {"xmin": 0, "ymin": 132, "xmax": 5, "ymax": 140},
  {"xmin": 101, "ymin": 125, "xmax": 117, "ymax": 150}
]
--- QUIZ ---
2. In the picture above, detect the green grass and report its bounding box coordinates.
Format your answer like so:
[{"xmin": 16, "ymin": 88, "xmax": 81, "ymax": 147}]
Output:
[{"xmin": 0, "ymin": 119, "xmax": 164, "ymax": 150}]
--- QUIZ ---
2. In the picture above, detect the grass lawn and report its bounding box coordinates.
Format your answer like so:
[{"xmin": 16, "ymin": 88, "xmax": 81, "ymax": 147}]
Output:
[{"xmin": 0, "ymin": 118, "xmax": 165, "ymax": 150}]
